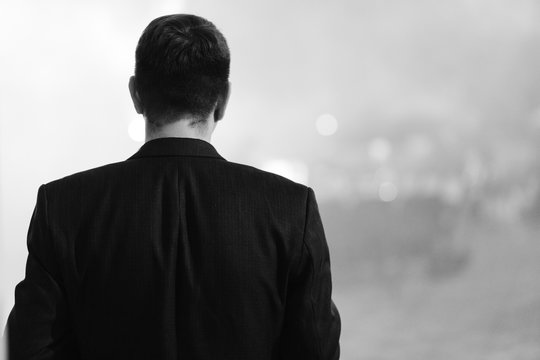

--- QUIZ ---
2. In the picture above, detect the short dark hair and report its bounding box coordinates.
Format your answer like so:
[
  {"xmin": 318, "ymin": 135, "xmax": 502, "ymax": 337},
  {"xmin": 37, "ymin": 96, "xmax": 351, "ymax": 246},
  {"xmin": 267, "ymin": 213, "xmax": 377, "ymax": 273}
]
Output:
[{"xmin": 134, "ymin": 14, "xmax": 230, "ymax": 125}]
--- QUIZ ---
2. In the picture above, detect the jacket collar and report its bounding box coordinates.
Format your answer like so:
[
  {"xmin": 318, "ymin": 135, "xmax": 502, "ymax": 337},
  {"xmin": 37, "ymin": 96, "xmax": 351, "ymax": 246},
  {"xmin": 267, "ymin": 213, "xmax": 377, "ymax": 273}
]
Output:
[{"xmin": 127, "ymin": 137, "xmax": 225, "ymax": 161}]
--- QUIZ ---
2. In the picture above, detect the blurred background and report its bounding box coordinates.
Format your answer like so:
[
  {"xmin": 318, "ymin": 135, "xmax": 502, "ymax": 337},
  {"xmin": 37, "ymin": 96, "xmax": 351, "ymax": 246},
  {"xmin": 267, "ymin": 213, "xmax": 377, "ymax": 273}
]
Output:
[{"xmin": 1, "ymin": 0, "xmax": 540, "ymax": 358}]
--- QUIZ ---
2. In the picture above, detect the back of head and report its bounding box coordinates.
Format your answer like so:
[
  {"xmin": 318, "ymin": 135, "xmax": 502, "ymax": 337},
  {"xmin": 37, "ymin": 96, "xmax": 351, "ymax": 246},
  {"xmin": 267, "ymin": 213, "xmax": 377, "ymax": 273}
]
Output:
[{"xmin": 134, "ymin": 14, "xmax": 230, "ymax": 126}]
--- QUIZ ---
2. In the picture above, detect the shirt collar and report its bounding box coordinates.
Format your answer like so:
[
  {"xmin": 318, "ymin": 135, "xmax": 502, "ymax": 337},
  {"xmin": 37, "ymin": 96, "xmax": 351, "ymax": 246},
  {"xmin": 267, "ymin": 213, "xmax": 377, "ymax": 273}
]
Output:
[{"xmin": 127, "ymin": 137, "xmax": 225, "ymax": 161}]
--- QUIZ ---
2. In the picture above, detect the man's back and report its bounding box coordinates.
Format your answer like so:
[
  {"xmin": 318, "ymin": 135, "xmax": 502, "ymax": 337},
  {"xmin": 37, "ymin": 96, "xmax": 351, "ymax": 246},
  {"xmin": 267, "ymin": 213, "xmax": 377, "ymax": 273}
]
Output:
[{"xmin": 7, "ymin": 137, "xmax": 340, "ymax": 359}]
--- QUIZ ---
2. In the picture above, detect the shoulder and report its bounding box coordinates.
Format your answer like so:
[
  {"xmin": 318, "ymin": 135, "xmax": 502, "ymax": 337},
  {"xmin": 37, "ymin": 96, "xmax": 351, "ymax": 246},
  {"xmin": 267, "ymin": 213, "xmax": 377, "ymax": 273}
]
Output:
[
  {"xmin": 222, "ymin": 160, "xmax": 310, "ymax": 196},
  {"xmin": 42, "ymin": 160, "xmax": 129, "ymax": 194},
  {"xmin": 41, "ymin": 158, "xmax": 313, "ymax": 209}
]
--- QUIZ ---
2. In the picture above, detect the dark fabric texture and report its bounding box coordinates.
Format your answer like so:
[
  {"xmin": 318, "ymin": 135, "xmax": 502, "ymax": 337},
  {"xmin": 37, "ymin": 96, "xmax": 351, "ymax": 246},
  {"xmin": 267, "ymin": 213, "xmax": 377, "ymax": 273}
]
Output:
[{"xmin": 6, "ymin": 137, "xmax": 341, "ymax": 360}]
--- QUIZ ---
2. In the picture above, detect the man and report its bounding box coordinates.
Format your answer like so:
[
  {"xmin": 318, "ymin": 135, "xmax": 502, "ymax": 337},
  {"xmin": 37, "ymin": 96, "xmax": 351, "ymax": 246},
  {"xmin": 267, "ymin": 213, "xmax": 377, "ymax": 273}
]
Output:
[{"xmin": 6, "ymin": 14, "xmax": 340, "ymax": 359}]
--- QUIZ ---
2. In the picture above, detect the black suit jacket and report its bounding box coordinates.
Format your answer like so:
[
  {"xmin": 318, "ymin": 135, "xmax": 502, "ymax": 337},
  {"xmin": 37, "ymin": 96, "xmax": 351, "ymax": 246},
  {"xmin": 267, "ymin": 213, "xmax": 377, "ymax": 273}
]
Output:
[{"xmin": 6, "ymin": 137, "xmax": 340, "ymax": 360}]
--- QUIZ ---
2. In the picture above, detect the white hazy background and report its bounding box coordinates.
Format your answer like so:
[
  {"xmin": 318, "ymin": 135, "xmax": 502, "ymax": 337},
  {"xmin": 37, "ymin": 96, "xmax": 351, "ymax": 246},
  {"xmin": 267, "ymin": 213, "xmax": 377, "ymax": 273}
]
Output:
[{"xmin": 2, "ymin": 0, "xmax": 540, "ymax": 359}]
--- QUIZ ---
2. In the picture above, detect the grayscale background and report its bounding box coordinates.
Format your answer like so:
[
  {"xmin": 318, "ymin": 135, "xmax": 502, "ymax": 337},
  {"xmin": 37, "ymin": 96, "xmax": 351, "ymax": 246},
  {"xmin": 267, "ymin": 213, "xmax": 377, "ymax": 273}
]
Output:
[{"xmin": 1, "ymin": 0, "xmax": 540, "ymax": 359}]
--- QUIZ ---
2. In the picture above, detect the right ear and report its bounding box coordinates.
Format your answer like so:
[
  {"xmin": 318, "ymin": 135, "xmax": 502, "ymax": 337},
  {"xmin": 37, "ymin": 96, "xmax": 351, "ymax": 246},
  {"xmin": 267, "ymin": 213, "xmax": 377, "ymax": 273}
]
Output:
[
  {"xmin": 128, "ymin": 76, "xmax": 143, "ymax": 114},
  {"xmin": 214, "ymin": 81, "xmax": 231, "ymax": 122}
]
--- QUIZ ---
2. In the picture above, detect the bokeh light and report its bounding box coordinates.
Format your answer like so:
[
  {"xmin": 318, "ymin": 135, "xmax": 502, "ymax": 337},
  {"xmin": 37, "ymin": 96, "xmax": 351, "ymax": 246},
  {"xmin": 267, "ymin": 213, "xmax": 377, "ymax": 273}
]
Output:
[
  {"xmin": 378, "ymin": 181, "xmax": 398, "ymax": 202},
  {"xmin": 315, "ymin": 113, "xmax": 338, "ymax": 136},
  {"xmin": 261, "ymin": 159, "xmax": 309, "ymax": 185},
  {"xmin": 128, "ymin": 118, "xmax": 145, "ymax": 142},
  {"xmin": 368, "ymin": 137, "xmax": 392, "ymax": 163}
]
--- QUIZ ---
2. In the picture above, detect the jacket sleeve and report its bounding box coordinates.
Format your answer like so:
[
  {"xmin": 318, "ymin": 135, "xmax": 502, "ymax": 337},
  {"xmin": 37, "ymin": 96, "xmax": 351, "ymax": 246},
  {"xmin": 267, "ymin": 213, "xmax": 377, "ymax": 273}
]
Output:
[
  {"xmin": 6, "ymin": 185, "xmax": 78, "ymax": 360},
  {"xmin": 279, "ymin": 187, "xmax": 341, "ymax": 360}
]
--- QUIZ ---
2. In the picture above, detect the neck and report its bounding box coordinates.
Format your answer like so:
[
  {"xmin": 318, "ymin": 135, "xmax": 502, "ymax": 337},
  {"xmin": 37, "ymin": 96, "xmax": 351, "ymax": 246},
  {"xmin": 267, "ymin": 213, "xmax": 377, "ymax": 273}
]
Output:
[{"xmin": 145, "ymin": 117, "xmax": 215, "ymax": 143}]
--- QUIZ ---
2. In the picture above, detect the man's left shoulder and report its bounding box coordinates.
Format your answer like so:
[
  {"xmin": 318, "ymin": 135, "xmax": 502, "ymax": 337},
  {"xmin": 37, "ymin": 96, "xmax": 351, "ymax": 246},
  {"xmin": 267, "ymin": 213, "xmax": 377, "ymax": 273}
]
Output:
[{"xmin": 43, "ymin": 160, "xmax": 131, "ymax": 194}]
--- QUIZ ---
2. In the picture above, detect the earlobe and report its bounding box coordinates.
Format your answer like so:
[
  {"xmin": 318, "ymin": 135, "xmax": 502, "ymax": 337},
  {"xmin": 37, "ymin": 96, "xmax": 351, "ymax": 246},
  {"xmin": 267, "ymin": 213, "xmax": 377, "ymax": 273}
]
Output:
[
  {"xmin": 214, "ymin": 81, "xmax": 231, "ymax": 121},
  {"xmin": 128, "ymin": 76, "xmax": 143, "ymax": 115}
]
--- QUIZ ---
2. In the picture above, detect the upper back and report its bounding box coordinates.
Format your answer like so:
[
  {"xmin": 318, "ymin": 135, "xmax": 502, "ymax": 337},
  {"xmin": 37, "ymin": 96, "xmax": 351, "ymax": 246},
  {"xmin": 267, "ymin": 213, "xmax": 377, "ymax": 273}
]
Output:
[{"xmin": 42, "ymin": 138, "xmax": 310, "ymax": 359}]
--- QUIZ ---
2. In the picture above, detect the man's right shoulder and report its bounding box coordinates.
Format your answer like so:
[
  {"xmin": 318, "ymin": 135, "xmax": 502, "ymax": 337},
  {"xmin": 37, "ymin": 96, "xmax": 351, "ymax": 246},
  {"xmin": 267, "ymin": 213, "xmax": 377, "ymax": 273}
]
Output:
[{"xmin": 223, "ymin": 160, "xmax": 308, "ymax": 192}]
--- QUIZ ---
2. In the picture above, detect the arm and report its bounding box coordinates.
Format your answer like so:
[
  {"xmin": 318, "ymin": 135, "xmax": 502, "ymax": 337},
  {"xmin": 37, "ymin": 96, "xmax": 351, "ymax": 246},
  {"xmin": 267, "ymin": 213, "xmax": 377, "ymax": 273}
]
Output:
[
  {"xmin": 6, "ymin": 185, "xmax": 78, "ymax": 360},
  {"xmin": 279, "ymin": 187, "xmax": 341, "ymax": 360}
]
